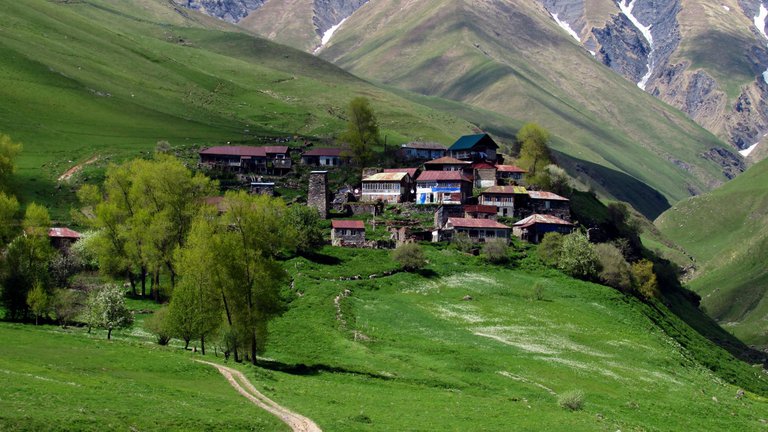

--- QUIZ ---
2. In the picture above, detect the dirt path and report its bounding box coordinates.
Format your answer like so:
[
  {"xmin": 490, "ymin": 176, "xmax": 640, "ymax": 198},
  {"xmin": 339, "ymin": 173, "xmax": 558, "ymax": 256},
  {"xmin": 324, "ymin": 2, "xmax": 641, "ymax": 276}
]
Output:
[
  {"xmin": 58, "ymin": 155, "xmax": 99, "ymax": 182},
  {"xmin": 196, "ymin": 360, "xmax": 322, "ymax": 432}
]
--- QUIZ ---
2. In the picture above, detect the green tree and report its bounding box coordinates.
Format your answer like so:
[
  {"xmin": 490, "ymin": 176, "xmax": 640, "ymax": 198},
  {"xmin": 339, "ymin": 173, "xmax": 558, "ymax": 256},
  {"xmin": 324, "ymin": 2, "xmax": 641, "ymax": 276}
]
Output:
[
  {"xmin": 392, "ymin": 243, "xmax": 426, "ymax": 271},
  {"xmin": 595, "ymin": 243, "xmax": 631, "ymax": 291},
  {"xmin": 287, "ymin": 204, "xmax": 324, "ymax": 254},
  {"xmin": 86, "ymin": 284, "xmax": 133, "ymax": 339},
  {"xmin": 51, "ymin": 289, "xmax": 83, "ymax": 328},
  {"xmin": 0, "ymin": 192, "xmax": 20, "ymax": 244},
  {"xmin": 537, "ymin": 232, "xmax": 564, "ymax": 266},
  {"xmin": 558, "ymin": 232, "xmax": 599, "ymax": 280},
  {"xmin": 0, "ymin": 134, "xmax": 22, "ymax": 186},
  {"xmin": 341, "ymin": 97, "xmax": 379, "ymax": 167},
  {"xmin": 26, "ymin": 282, "xmax": 49, "ymax": 325},
  {"xmin": 516, "ymin": 123, "xmax": 553, "ymax": 182},
  {"xmin": 631, "ymin": 259, "xmax": 659, "ymax": 299},
  {"xmin": 23, "ymin": 203, "xmax": 51, "ymax": 237},
  {"xmin": 144, "ymin": 306, "xmax": 173, "ymax": 345}
]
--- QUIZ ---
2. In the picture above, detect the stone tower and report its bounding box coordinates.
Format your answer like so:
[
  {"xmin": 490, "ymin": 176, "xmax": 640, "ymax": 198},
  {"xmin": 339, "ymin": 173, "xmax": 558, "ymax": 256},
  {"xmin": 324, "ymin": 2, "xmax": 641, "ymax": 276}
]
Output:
[{"xmin": 308, "ymin": 171, "xmax": 329, "ymax": 219}]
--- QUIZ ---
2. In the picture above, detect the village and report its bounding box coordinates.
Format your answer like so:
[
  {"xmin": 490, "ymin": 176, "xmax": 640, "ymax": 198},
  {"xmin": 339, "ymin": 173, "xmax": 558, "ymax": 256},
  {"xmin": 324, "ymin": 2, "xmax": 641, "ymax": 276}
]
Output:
[{"xmin": 195, "ymin": 133, "xmax": 575, "ymax": 249}]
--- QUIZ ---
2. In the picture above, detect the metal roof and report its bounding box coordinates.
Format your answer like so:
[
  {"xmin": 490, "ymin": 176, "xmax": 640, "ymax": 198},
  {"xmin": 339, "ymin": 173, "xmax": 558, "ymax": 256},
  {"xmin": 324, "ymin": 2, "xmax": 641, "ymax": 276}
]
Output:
[
  {"xmin": 472, "ymin": 162, "xmax": 496, "ymax": 170},
  {"xmin": 363, "ymin": 172, "xmax": 410, "ymax": 182},
  {"xmin": 481, "ymin": 186, "xmax": 528, "ymax": 195},
  {"xmin": 513, "ymin": 214, "xmax": 573, "ymax": 228},
  {"xmin": 48, "ymin": 227, "xmax": 82, "ymax": 239},
  {"xmin": 383, "ymin": 168, "xmax": 418, "ymax": 178},
  {"xmin": 496, "ymin": 164, "xmax": 528, "ymax": 173},
  {"xmin": 199, "ymin": 146, "xmax": 288, "ymax": 157},
  {"xmin": 416, "ymin": 171, "xmax": 471, "ymax": 182},
  {"xmin": 302, "ymin": 147, "xmax": 344, "ymax": 157},
  {"xmin": 332, "ymin": 220, "xmax": 365, "ymax": 229},
  {"xmin": 528, "ymin": 191, "xmax": 569, "ymax": 201},
  {"xmin": 424, "ymin": 156, "xmax": 471, "ymax": 165},
  {"xmin": 401, "ymin": 141, "xmax": 447, "ymax": 150},
  {"xmin": 448, "ymin": 133, "xmax": 499, "ymax": 151},
  {"xmin": 447, "ymin": 218, "xmax": 510, "ymax": 229}
]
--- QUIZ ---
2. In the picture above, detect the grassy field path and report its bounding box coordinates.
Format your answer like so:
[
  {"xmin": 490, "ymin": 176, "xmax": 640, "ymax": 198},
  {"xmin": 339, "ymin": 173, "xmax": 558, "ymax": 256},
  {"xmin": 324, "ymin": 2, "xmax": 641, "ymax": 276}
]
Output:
[{"xmin": 197, "ymin": 360, "xmax": 322, "ymax": 432}]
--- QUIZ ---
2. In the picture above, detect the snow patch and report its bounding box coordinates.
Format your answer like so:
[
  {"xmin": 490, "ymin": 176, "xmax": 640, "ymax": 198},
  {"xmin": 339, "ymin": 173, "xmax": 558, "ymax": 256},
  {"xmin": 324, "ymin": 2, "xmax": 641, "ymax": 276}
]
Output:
[
  {"xmin": 722, "ymin": 5, "xmax": 730, "ymax": 11},
  {"xmin": 313, "ymin": 17, "xmax": 349, "ymax": 54},
  {"xmin": 617, "ymin": 0, "xmax": 655, "ymax": 89},
  {"xmin": 550, "ymin": 13, "xmax": 581, "ymax": 43},
  {"xmin": 740, "ymin": 140, "xmax": 762, "ymax": 157}
]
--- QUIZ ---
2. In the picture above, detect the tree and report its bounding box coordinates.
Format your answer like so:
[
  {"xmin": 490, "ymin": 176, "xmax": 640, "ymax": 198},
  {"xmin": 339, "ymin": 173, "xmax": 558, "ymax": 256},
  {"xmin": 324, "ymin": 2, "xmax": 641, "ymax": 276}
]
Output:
[
  {"xmin": 144, "ymin": 306, "xmax": 173, "ymax": 345},
  {"xmin": 86, "ymin": 284, "xmax": 133, "ymax": 339},
  {"xmin": 23, "ymin": 203, "xmax": 51, "ymax": 238},
  {"xmin": 26, "ymin": 282, "xmax": 49, "ymax": 325},
  {"xmin": 51, "ymin": 289, "xmax": 83, "ymax": 328},
  {"xmin": 516, "ymin": 123, "xmax": 553, "ymax": 182},
  {"xmin": 341, "ymin": 97, "xmax": 379, "ymax": 167},
  {"xmin": 287, "ymin": 204, "xmax": 324, "ymax": 254},
  {"xmin": 482, "ymin": 239, "xmax": 509, "ymax": 264},
  {"xmin": 631, "ymin": 260, "xmax": 659, "ymax": 299},
  {"xmin": 0, "ymin": 133, "xmax": 22, "ymax": 187},
  {"xmin": 595, "ymin": 243, "xmax": 631, "ymax": 291},
  {"xmin": 537, "ymin": 232, "xmax": 564, "ymax": 266},
  {"xmin": 0, "ymin": 192, "xmax": 20, "ymax": 244},
  {"xmin": 392, "ymin": 243, "xmax": 426, "ymax": 271},
  {"xmin": 558, "ymin": 232, "xmax": 599, "ymax": 280}
]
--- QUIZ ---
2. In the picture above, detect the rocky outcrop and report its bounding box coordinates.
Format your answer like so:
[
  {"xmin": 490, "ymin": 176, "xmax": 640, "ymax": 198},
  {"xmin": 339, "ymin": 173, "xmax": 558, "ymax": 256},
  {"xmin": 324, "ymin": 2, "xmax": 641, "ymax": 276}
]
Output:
[
  {"xmin": 592, "ymin": 14, "xmax": 651, "ymax": 84},
  {"xmin": 175, "ymin": 0, "xmax": 265, "ymax": 22},
  {"xmin": 312, "ymin": 0, "xmax": 369, "ymax": 36},
  {"xmin": 701, "ymin": 147, "xmax": 746, "ymax": 180}
]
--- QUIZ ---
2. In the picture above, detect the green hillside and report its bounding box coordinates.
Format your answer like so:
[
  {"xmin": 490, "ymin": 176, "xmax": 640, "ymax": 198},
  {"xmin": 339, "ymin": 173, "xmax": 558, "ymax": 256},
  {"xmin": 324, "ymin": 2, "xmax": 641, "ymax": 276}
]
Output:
[
  {"xmin": 313, "ymin": 0, "xmax": 738, "ymax": 218},
  {"xmin": 3, "ymin": 246, "xmax": 767, "ymax": 431},
  {"xmin": 656, "ymin": 158, "xmax": 768, "ymax": 347},
  {"xmin": 0, "ymin": 0, "xmax": 474, "ymax": 219}
]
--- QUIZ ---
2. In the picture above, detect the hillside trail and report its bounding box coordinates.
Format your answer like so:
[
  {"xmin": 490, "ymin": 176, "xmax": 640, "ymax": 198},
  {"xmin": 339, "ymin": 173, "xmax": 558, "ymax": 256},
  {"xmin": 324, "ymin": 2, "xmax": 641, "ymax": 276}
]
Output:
[
  {"xmin": 58, "ymin": 155, "xmax": 99, "ymax": 182},
  {"xmin": 196, "ymin": 360, "xmax": 322, "ymax": 432}
]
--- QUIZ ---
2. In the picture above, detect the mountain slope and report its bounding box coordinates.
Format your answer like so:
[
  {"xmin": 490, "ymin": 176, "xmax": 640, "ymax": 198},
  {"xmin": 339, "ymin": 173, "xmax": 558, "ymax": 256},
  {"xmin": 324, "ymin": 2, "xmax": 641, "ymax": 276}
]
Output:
[
  {"xmin": 656, "ymin": 158, "xmax": 768, "ymax": 347},
  {"xmin": 0, "ymin": 0, "xmax": 474, "ymax": 217}
]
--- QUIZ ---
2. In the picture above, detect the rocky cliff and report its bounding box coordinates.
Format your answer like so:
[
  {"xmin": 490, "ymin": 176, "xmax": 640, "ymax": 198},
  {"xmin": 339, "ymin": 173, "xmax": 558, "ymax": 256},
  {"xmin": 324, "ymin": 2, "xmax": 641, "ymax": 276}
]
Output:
[{"xmin": 175, "ymin": 0, "xmax": 264, "ymax": 22}]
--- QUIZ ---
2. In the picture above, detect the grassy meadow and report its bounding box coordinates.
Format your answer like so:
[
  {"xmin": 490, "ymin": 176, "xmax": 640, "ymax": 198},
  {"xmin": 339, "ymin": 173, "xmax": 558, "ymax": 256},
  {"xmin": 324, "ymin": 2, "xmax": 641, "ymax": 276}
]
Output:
[{"xmin": 3, "ymin": 245, "xmax": 767, "ymax": 431}]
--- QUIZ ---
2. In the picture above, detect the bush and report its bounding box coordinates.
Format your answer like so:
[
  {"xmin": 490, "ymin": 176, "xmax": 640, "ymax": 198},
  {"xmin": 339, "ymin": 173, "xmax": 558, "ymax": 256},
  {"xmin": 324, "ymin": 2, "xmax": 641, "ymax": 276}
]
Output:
[
  {"xmin": 51, "ymin": 289, "xmax": 83, "ymax": 328},
  {"xmin": 558, "ymin": 232, "xmax": 599, "ymax": 280},
  {"xmin": 531, "ymin": 281, "xmax": 546, "ymax": 301},
  {"xmin": 537, "ymin": 232, "xmax": 563, "ymax": 266},
  {"xmin": 482, "ymin": 239, "xmax": 509, "ymax": 264},
  {"xmin": 631, "ymin": 259, "xmax": 660, "ymax": 299},
  {"xmin": 595, "ymin": 243, "xmax": 631, "ymax": 291},
  {"xmin": 392, "ymin": 243, "xmax": 426, "ymax": 272},
  {"xmin": 453, "ymin": 232, "xmax": 474, "ymax": 253},
  {"xmin": 558, "ymin": 390, "xmax": 585, "ymax": 411},
  {"xmin": 144, "ymin": 306, "xmax": 173, "ymax": 345}
]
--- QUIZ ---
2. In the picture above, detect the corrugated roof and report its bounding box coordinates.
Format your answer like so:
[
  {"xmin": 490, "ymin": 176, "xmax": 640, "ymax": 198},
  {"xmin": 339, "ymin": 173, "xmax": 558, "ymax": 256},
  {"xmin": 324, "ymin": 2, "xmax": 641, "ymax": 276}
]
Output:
[
  {"xmin": 528, "ymin": 191, "xmax": 569, "ymax": 201},
  {"xmin": 332, "ymin": 220, "xmax": 365, "ymax": 229},
  {"xmin": 200, "ymin": 146, "xmax": 288, "ymax": 157},
  {"xmin": 464, "ymin": 205, "xmax": 497, "ymax": 214},
  {"xmin": 448, "ymin": 133, "xmax": 499, "ymax": 151},
  {"xmin": 363, "ymin": 172, "xmax": 409, "ymax": 182},
  {"xmin": 496, "ymin": 164, "xmax": 528, "ymax": 173},
  {"xmin": 401, "ymin": 141, "xmax": 447, "ymax": 150},
  {"xmin": 513, "ymin": 214, "xmax": 573, "ymax": 228},
  {"xmin": 481, "ymin": 186, "xmax": 528, "ymax": 195},
  {"xmin": 448, "ymin": 218, "xmax": 510, "ymax": 229},
  {"xmin": 424, "ymin": 156, "xmax": 470, "ymax": 165},
  {"xmin": 302, "ymin": 147, "xmax": 344, "ymax": 157},
  {"xmin": 472, "ymin": 162, "xmax": 496, "ymax": 170},
  {"xmin": 416, "ymin": 171, "xmax": 471, "ymax": 182},
  {"xmin": 383, "ymin": 168, "xmax": 418, "ymax": 178},
  {"xmin": 48, "ymin": 227, "xmax": 82, "ymax": 239}
]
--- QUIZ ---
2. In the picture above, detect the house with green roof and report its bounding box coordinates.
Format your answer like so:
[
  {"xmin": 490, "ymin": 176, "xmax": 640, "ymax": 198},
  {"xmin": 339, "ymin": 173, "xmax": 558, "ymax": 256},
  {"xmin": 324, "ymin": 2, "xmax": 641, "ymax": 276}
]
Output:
[{"xmin": 447, "ymin": 133, "xmax": 499, "ymax": 162}]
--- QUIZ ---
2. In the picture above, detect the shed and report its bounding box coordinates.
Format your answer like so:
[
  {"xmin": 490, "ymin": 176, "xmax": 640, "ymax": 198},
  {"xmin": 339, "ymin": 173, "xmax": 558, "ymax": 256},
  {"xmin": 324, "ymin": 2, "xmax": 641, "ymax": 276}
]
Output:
[{"xmin": 48, "ymin": 227, "xmax": 82, "ymax": 250}]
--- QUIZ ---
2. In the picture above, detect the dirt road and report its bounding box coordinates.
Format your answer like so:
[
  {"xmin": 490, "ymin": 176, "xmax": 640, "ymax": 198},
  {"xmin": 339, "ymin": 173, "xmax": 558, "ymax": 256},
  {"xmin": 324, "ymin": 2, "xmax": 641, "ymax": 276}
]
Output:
[{"xmin": 196, "ymin": 360, "xmax": 322, "ymax": 432}]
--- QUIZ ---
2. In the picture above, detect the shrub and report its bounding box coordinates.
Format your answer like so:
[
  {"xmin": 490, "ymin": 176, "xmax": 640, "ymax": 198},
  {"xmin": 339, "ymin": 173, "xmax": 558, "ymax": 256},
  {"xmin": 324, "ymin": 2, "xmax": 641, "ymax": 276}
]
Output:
[
  {"xmin": 482, "ymin": 239, "xmax": 509, "ymax": 264},
  {"xmin": 531, "ymin": 281, "xmax": 546, "ymax": 301},
  {"xmin": 558, "ymin": 390, "xmax": 585, "ymax": 411},
  {"xmin": 595, "ymin": 243, "xmax": 631, "ymax": 291},
  {"xmin": 144, "ymin": 306, "xmax": 173, "ymax": 345},
  {"xmin": 631, "ymin": 259, "xmax": 660, "ymax": 299},
  {"xmin": 453, "ymin": 232, "xmax": 474, "ymax": 253},
  {"xmin": 558, "ymin": 232, "xmax": 599, "ymax": 280},
  {"xmin": 392, "ymin": 243, "xmax": 426, "ymax": 272},
  {"xmin": 537, "ymin": 232, "xmax": 563, "ymax": 266},
  {"xmin": 51, "ymin": 289, "xmax": 83, "ymax": 328}
]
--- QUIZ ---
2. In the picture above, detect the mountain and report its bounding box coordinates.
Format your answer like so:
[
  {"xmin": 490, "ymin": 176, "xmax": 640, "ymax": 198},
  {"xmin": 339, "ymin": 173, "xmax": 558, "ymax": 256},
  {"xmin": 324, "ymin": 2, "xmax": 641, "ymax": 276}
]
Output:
[
  {"xmin": 0, "ymin": 0, "xmax": 475, "ymax": 218},
  {"xmin": 183, "ymin": 0, "xmax": 745, "ymax": 219},
  {"xmin": 656, "ymin": 158, "xmax": 768, "ymax": 347}
]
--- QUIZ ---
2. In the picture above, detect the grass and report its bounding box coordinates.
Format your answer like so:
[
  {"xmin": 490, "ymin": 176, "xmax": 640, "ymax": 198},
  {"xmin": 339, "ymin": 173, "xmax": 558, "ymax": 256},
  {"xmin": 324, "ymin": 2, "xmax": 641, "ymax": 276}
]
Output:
[
  {"xmin": 656, "ymin": 158, "xmax": 768, "ymax": 347},
  {"xmin": 2, "ymin": 245, "xmax": 767, "ymax": 430}
]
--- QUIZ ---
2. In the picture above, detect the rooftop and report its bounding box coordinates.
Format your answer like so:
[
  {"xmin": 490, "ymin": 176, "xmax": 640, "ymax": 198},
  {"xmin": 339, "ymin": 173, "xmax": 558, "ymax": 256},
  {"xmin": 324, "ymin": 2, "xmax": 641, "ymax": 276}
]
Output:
[
  {"xmin": 199, "ymin": 145, "xmax": 288, "ymax": 157},
  {"xmin": 383, "ymin": 167, "xmax": 419, "ymax": 178},
  {"xmin": 424, "ymin": 156, "xmax": 471, "ymax": 165},
  {"xmin": 363, "ymin": 172, "xmax": 410, "ymax": 182},
  {"xmin": 496, "ymin": 164, "xmax": 528, "ymax": 173},
  {"xmin": 332, "ymin": 220, "xmax": 365, "ymax": 230},
  {"xmin": 528, "ymin": 191, "xmax": 569, "ymax": 201},
  {"xmin": 48, "ymin": 227, "xmax": 82, "ymax": 239},
  {"xmin": 401, "ymin": 141, "xmax": 447, "ymax": 150},
  {"xmin": 481, "ymin": 185, "xmax": 528, "ymax": 195},
  {"xmin": 302, "ymin": 147, "xmax": 344, "ymax": 157},
  {"xmin": 416, "ymin": 170, "xmax": 471, "ymax": 182},
  {"xmin": 513, "ymin": 214, "xmax": 573, "ymax": 228},
  {"xmin": 448, "ymin": 133, "xmax": 499, "ymax": 151},
  {"xmin": 448, "ymin": 218, "xmax": 510, "ymax": 229}
]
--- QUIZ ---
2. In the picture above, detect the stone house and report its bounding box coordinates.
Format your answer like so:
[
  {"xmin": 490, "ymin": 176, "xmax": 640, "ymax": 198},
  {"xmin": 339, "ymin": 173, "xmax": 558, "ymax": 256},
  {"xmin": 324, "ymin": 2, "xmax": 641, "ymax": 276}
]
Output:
[
  {"xmin": 527, "ymin": 191, "xmax": 571, "ymax": 220},
  {"xmin": 447, "ymin": 133, "xmax": 499, "ymax": 162},
  {"xmin": 472, "ymin": 162, "xmax": 497, "ymax": 189},
  {"xmin": 415, "ymin": 171, "xmax": 473, "ymax": 205},
  {"xmin": 478, "ymin": 185, "xmax": 529, "ymax": 218},
  {"xmin": 398, "ymin": 141, "xmax": 447, "ymax": 161},
  {"xmin": 361, "ymin": 172, "xmax": 412, "ymax": 203},
  {"xmin": 442, "ymin": 218, "xmax": 511, "ymax": 243},
  {"xmin": 512, "ymin": 214, "xmax": 574, "ymax": 243},
  {"xmin": 331, "ymin": 220, "xmax": 366, "ymax": 247},
  {"xmin": 300, "ymin": 148, "xmax": 347, "ymax": 167}
]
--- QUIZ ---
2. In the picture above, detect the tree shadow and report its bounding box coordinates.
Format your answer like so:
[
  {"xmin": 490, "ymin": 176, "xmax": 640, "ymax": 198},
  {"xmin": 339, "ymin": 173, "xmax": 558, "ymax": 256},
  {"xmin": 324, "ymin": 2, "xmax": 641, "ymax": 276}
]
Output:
[{"xmin": 300, "ymin": 251, "xmax": 342, "ymax": 265}]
